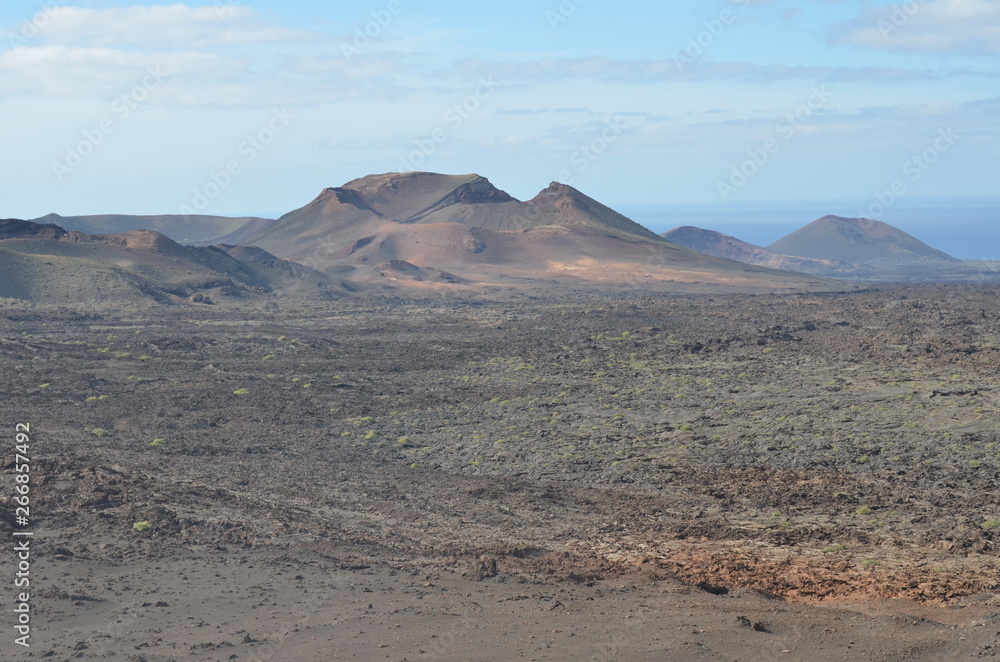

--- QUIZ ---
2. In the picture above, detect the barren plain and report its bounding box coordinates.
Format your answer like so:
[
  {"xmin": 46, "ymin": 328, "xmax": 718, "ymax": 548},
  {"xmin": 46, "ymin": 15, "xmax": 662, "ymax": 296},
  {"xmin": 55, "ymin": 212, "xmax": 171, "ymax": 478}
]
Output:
[{"xmin": 3, "ymin": 285, "xmax": 1000, "ymax": 660}]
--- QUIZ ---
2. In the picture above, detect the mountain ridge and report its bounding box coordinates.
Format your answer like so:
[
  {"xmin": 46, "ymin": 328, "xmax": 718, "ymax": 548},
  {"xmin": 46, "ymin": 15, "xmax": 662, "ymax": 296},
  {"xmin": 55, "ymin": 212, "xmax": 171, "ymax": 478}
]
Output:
[
  {"xmin": 30, "ymin": 213, "xmax": 275, "ymax": 246},
  {"xmin": 6, "ymin": 173, "xmax": 865, "ymax": 297},
  {"xmin": 661, "ymin": 226, "xmax": 864, "ymax": 276},
  {"xmin": 0, "ymin": 219, "xmax": 349, "ymax": 303},
  {"xmin": 237, "ymin": 171, "xmax": 829, "ymax": 291}
]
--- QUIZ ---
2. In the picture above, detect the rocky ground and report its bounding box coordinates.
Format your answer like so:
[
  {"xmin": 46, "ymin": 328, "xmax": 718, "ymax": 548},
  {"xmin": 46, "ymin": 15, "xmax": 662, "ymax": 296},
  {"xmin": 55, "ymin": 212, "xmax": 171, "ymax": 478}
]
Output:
[{"xmin": 2, "ymin": 284, "xmax": 1000, "ymax": 660}]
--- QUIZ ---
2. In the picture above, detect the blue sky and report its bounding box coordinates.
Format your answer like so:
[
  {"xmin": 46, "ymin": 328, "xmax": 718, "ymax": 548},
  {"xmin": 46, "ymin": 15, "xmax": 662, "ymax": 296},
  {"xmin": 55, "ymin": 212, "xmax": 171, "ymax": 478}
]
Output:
[{"xmin": 1, "ymin": 0, "xmax": 997, "ymax": 221}]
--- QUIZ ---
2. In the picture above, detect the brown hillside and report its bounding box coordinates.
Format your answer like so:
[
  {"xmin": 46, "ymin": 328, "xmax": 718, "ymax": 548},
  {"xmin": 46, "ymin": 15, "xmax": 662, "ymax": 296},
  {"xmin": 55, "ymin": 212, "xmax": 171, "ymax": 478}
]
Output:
[
  {"xmin": 241, "ymin": 172, "xmax": 838, "ymax": 292},
  {"xmin": 767, "ymin": 215, "xmax": 958, "ymax": 265}
]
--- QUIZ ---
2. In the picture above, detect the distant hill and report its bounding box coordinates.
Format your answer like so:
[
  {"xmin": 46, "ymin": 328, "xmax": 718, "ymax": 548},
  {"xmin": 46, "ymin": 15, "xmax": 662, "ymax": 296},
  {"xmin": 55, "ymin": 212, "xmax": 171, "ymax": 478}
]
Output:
[
  {"xmin": 238, "ymin": 171, "xmax": 833, "ymax": 292},
  {"xmin": 0, "ymin": 218, "xmax": 67, "ymax": 240},
  {"xmin": 661, "ymin": 218, "xmax": 989, "ymax": 283},
  {"xmin": 526, "ymin": 181, "xmax": 663, "ymax": 242},
  {"xmin": 662, "ymin": 226, "xmax": 862, "ymax": 276},
  {"xmin": 215, "ymin": 244, "xmax": 357, "ymax": 295},
  {"xmin": 246, "ymin": 172, "xmax": 664, "ymax": 259},
  {"xmin": 6, "ymin": 174, "xmax": 850, "ymax": 297},
  {"xmin": 209, "ymin": 218, "xmax": 278, "ymax": 246},
  {"xmin": 0, "ymin": 219, "xmax": 352, "ymax": 303},
  {"xmin": 767, "ymin": 215, "xmax": 958, "ymax": 266},
  {"xmin": 30, "ymin": 213, "xmax": 274, "ymax": 246}
]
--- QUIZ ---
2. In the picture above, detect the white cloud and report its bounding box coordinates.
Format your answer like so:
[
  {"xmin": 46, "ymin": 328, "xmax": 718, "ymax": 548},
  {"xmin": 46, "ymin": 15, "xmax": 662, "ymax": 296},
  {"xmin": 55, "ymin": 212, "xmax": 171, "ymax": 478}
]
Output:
[
  {"xmin": 0, "ymin": 45, "xmax": 387, "ymax": 107},
  {"xmin": 832, "ymin": 0, "xmax": 1000, "ymax": 55},
  {"xmin": 0, "ymin": 4, "xmax": 423, "ymax": 107},
  {"xmin": 0, "ymin": 45, "xmax": 232, "ymax": 96},
  {"xmin": 289, "ymin": 53, "xmax": 407, "ymax": 80},
  {"xmin": 447, "ymin": 56, "xmax": 987, "ymax": 85},
  {"xmin": 18, "ymin": 4, "xmax": 317, "ymax": 49}
]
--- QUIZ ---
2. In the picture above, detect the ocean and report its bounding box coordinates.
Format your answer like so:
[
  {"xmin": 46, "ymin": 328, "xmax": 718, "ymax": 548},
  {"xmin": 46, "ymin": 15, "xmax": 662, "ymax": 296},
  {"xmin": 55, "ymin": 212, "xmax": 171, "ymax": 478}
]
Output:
[{"xmin": 617, "ymin": 197, "xmax": 1000, "ymax": 261}]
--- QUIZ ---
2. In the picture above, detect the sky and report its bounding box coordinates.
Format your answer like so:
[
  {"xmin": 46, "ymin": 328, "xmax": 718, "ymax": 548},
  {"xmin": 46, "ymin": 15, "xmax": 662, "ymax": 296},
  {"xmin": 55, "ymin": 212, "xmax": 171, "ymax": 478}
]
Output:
[{"xmin": 1, "ymin": 0, "xmax": 998, "ymax": 227}]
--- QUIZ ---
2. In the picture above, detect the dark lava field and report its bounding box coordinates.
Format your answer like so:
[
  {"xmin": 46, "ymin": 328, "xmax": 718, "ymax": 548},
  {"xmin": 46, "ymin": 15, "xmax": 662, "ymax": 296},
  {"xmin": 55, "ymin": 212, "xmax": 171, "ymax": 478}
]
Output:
[{"xmin": 3, "ymin": 285, "xmax": 1000, "ymax": 661}]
